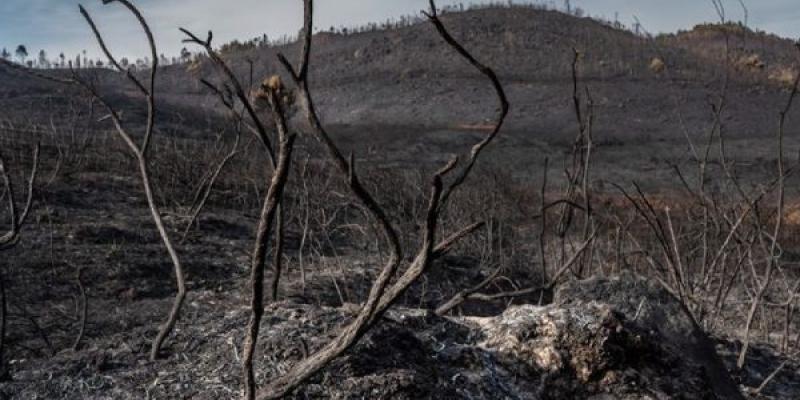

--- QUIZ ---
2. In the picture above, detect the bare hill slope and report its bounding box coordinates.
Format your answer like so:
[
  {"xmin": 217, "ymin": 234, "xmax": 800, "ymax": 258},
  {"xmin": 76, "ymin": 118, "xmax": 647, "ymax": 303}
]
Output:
[{"xmin": 3, "ymin": 6, "xmax": 800, "ymax": 183}]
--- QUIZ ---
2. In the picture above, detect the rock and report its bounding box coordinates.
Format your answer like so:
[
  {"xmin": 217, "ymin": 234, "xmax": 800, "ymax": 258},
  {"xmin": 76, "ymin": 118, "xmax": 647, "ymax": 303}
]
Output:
[
  {"xmin": 555, "ymin": 274, "xmax": 744, "ymax": 400},
  {"xmin": 738, "ymin": 54, "xmax": 766, "ymax": 70},
  {"xmin": 303, "ymin": 298, "xmax": 732, "ymax": 399},
  {"xmin": 467, "ymin": 302, "xmax": 720, "ymax": 399},
  {"xmin": 769, "ymin": 67, "xmax": 797, "ymax": 87}
]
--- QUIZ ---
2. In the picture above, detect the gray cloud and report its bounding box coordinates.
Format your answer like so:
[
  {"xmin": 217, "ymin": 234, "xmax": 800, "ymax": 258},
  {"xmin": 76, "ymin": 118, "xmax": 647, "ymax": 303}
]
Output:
[{"xmin": 1, "ymin": 1, "xmax": 798, "ymax": 62}]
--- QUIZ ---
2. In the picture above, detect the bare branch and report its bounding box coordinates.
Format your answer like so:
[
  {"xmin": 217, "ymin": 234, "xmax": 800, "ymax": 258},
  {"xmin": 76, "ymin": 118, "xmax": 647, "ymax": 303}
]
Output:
[
  {"xmin": 0, "ymin": 144, "xmax": 40, "ymax": 249},
  {"xmin": 423, "ymin": 0, "xmax": 510, "ymax": 209},
  {"xmin": 181, "ymin": 28, "xmax": 276, "ymax": 163}
]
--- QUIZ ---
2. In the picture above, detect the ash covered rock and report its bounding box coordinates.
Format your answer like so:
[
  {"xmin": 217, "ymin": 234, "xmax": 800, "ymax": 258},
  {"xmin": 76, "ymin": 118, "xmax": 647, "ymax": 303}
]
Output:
[
  {"xmin": 292, "ymin": 301, "xmax": 727, "ymax": 399},
  {"xmin": 464, "ymin": 303, "xmax": 718, "ymax": 399},
  {"xmin": 556, "ymin": 274, "xmax": 745, "ymax": 400}
]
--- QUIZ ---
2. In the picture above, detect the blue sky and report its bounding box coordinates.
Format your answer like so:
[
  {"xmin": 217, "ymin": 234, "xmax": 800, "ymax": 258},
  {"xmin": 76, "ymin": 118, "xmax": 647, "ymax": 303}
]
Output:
[{"xmin": 0, "ymin": 1, "xmax": 798, "ymax": 62}]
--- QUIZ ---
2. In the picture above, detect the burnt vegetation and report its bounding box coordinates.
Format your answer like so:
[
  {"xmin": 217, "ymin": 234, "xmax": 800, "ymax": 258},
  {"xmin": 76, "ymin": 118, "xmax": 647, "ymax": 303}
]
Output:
[{"xmin": 1, "ymin": 0, "xmax": 800, "ymax": 399}]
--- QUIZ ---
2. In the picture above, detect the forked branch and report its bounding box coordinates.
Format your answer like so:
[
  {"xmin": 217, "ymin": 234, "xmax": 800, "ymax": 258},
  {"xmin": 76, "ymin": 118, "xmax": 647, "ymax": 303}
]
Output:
[
  {"xmin": 242, "ymin": 85, "xmax": 296, "ymax": 399},
  {"xmin": 255, "ymin": 1, "xmax": 508, "ymax": 398},
  {"xmin": 79, "ymin": 0, "xmax": 187, "ymax": 361},
  {"xmin": 0, "ymin": 144, "xmax": 40, "ymax": 250}
]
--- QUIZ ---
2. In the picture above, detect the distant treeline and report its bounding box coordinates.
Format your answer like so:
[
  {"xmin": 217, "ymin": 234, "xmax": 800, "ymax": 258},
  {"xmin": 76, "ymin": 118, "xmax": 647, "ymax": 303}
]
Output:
[{"xmin": 1, "ymin": 0, "xmax": 753, "ymax": 71}]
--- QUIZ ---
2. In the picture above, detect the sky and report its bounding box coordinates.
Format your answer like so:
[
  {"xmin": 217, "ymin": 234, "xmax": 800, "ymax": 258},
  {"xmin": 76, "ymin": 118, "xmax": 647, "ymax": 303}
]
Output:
[{"xmin": 1, "ymin": 0, "xmax": 799, "ymax": 63}]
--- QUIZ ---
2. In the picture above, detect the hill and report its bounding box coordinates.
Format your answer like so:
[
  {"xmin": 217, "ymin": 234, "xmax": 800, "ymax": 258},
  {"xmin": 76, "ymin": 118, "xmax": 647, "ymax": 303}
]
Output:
[{"xmin": 3, "ymin": 5, "xmax": 800, "ymax": 184}]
